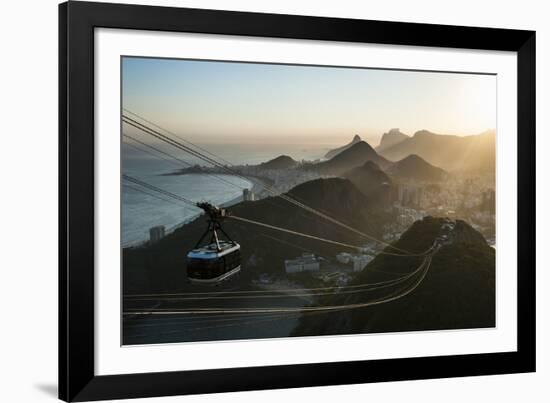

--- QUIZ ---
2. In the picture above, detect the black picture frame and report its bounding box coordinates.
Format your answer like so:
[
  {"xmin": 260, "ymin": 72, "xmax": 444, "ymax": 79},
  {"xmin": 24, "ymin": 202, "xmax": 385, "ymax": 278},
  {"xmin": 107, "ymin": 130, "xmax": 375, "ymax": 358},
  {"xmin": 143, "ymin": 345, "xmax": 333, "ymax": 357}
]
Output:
[{"xmin": 59, "ymin": 1, "xmax": 536, "ymax": 401}]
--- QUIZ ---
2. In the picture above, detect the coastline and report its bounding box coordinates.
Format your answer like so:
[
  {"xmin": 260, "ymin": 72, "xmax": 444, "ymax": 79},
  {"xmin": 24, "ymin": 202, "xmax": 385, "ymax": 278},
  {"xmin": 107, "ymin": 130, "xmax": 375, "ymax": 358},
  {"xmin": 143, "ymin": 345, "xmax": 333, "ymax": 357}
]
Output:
[
  {"xmin": 220, "ymin": 175, "xmax": 268, "ymax": 207},
  {"xmin": 123, "ymin": 174, "xmax": 268, "ymax": 248}
]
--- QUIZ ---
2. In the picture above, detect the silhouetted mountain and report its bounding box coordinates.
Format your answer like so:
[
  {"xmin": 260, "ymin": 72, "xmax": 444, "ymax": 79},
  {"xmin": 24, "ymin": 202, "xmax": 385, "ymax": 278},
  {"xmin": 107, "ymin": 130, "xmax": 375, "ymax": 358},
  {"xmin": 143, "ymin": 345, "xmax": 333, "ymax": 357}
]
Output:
[
  {"xmin": 343, "ymin": 161, "xmax": 393, "ymax": 204},
  {"xmin": 313, "ymin": 141, "xmax": 390, "ymax": 176},
  {"xmin": 123, "ymin": 177, "xmax": 391, "ymax": 294},
  {"xmin": 259, "ymin": 155, "xmax": 298, "ymax": 170},
  {"xmin": 387, "ymin": 154, "xmax": 447, "ymax": 183},
  {"xmin": 378, "ymin": 129, "xmax": 496, "ymax": 174},
  {"xmin": 292, "ymin": 216, "xmax": 495, "ymax": 336},
  {"xmin": 376, "ymin": 128, "xmax": 409, "ymax": 152},
  {"xmin": 324, "ymin": 134, "xmax": 362, "ymax": 159}
]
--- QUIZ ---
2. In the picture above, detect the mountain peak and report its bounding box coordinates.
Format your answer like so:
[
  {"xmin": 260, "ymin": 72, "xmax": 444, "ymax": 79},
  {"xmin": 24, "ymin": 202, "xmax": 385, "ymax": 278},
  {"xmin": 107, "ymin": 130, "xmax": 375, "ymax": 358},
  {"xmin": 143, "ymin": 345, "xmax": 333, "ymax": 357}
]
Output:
[
  {"xmin": 413, "ymin": 130, "xmax": 436, "ymax": 138},
  {"xmin": 343, "ymin": 160, "xmax": 392, "ymax": 203},
  {"xmin": 341, "ymin": 141, "xmax": 378, "ymax": 157},
  {"xmin": 387, "ymin": 154, "xmax": 446, "ymax": 182},
  {"xmin": 259, "ymin": 155, "xmax": 297, "ymax": 170},
  {"xmin": 286, "ymin": 177, "xmax": 370, "ymax": 211},
  {"xmin": 313, "ymin": 141, "xmax": 389, "ymax": 176},
  {"xmin": 376, "ymin": 128, "xmax": 409, "ymax": 152},
  {"xmin": 324, "ymin": 134, "xmax": 363, "ymax": 159},
  {"xmin": 292, "ymin": 215, "xmax": 495, "ymax": 336},
  {"xmin": 353, "ymin": 140, "xmax": 374, "ymax": 149},
  {"xmin": 377, "ymin": 129, "xmax": 496, "ymax": 174},
  {"xmin": 388, "ymin": 128, "xmax": 404, "ymax": 136},
  {"xmin": 400, "ymin": 153, "xmax": 423, "ymax": 162}
]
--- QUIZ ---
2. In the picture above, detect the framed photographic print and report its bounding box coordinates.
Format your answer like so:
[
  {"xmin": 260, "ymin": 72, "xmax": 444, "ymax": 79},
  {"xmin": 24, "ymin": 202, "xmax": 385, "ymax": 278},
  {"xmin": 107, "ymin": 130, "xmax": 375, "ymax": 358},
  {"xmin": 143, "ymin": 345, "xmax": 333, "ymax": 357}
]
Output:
[{"xmin": 59, "ymin": 1, "xmax": 536, "ymax": 401}]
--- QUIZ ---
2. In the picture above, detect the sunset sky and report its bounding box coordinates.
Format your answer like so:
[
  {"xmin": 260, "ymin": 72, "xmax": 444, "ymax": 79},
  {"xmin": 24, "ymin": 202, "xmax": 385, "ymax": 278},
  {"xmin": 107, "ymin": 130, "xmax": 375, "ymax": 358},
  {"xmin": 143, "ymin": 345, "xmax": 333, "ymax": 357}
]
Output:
[{"xmin": 122, "ymin": 57, "xmax": 496, "ymax": 146}]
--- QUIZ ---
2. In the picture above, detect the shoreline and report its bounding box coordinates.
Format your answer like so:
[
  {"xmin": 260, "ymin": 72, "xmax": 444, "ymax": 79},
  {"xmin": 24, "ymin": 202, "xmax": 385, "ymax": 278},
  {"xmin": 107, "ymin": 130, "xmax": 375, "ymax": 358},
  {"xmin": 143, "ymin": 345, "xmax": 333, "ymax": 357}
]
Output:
[
  {"xmin": 220, "ymin": 175, "xmax": 268, "ymax": 207},
  {"xmin": 123, "ymin": 173, "xmax": 269, "ymax": 248}
]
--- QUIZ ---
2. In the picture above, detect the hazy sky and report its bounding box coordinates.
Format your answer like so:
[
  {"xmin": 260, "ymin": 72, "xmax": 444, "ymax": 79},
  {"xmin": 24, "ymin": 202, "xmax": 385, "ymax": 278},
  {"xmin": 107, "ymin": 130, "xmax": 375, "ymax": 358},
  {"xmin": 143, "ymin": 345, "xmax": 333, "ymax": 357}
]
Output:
[{"xmin": 122, "ymin": 57, "xmax": 496, "ymax": 146}]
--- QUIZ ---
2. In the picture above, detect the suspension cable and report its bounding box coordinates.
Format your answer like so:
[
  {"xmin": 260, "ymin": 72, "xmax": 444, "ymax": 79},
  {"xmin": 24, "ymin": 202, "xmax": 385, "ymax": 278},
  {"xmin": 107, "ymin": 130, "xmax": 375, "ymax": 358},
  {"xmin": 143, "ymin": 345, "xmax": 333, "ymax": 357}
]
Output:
[
  {"xmin": 123, "ymin": 108, "xmax": 235, "ymax": 166},
  {"xmin": 123, "ymin": 183, "xmax": 184, "ymax": 207},
  {"xmin": 122, "ymin": 174, "xmax": 197, "ymax": 208},
  {"xmin": 123, "ymin": 133, "xmax": 249, "ymax": 191},
  {"xmin": 122, "ymin": 111, "xmax": 410, "ymax": 254},
  {"xmin": 122, "ymin": 171, "xmax": 425, "ymax": 258},
  {"xmin": 230, "ymin": 215, "xmax": 428, "ymax": 257},
  {"xmin": 123, "ymin": 254, "xmax": 434, "ymax": 315}
]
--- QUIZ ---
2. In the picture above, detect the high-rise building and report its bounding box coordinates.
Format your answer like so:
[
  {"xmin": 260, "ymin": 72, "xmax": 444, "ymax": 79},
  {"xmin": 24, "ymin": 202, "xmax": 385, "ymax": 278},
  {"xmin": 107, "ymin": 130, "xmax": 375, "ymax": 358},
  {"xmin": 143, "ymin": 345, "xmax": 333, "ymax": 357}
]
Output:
[
  {"xmin": 243, "ymin": 188, "xmax": 255, "ymax": 201},
  {"xmin": 397, "ymin": 184, "xmax": 406, "ymax": 204},
  {"xmin": 149, "ymin": 225, "xmax": 165, "ymax": 243},
  {"xmin": 285, "ymin": 253, "xmax": 320, "ymax": 273},
  {"xmin": 381, "ymin": 182, "xmax": 394, "ymax": 207}
]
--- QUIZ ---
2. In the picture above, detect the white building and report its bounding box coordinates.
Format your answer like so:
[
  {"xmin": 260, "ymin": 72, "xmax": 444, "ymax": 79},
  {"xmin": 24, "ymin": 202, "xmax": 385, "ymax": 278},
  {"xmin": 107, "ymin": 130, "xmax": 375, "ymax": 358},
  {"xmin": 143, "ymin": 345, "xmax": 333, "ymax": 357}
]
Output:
[
  {"xmin": 243, "ymin": 188, "xmax": 255, "ymax": 201},
  {"xmin": 358, "ymin": 244, "xmax": 375, "ymax": 254},
  {"xmin": 336, "ymin": 252, "xmax": 351, "ymax": 264},
  {"xmin": 149, "ymin": 225, "xmax": 165, "ymax": 243},
  {"xmin": 336, "ymin": 252, "xmax": 374, "ymax": 272},
  {"xmin": 285, "ymin": 253, "xmax": 321, "ymax": 273}
]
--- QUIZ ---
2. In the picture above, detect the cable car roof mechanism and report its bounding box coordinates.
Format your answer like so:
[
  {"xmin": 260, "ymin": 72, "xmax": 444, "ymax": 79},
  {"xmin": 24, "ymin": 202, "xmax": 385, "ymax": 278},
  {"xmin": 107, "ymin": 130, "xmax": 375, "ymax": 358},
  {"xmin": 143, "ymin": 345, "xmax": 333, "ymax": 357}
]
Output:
[{"xmin": 186, "ymin": 202, "xmax": 241, "ymax": 285}]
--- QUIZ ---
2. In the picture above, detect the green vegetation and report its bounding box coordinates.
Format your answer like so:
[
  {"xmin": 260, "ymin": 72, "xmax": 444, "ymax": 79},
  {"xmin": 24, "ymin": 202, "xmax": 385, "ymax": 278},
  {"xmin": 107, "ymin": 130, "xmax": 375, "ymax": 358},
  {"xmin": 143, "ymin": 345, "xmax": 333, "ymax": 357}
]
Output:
[
  {"xmin": 123, "ymin": 177, "xmax": 391, "ymax": 295},
  {"xmin": 291, "ymin": 217, "xmax": 495, "ymax": 336}
]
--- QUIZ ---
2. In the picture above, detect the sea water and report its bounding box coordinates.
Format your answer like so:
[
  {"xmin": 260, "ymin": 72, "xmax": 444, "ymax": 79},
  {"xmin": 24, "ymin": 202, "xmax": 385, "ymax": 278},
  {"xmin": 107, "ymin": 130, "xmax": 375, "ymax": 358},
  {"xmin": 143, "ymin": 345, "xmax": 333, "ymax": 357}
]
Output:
[
  {"xmin": 122, "ymin": 142, "xmax": 332, "ymax": 245},
  {"xmin": 122, "ymin": 172, "xmax": 253, "ymax": 245}
]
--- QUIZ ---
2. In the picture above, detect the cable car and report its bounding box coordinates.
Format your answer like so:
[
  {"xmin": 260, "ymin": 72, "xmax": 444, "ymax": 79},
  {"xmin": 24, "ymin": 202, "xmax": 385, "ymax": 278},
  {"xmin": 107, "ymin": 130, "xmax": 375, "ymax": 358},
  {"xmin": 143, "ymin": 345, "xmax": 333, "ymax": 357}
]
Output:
[{"xmin": 186, "ymin": 202, "xmax": 241, "ymax": 285}]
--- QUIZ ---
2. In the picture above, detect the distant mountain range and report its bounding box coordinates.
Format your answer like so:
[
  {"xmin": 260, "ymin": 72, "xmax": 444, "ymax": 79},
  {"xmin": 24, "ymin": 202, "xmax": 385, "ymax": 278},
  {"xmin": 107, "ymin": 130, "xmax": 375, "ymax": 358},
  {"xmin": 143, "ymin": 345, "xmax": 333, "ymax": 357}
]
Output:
[
  {"xmin": 313, "ymin": 141, "xmax": 391, "ymax": 175},
  {"xmin": 292, "ymin": 216, "xmax": 495, "ymax": 336},
  {"xmin": 310, "ymin": 137, "xmax": 448, "ymax": 184},
  {"xmin": 324, "ymin": 134, "xmax": 362, "ymax": 159},
  {"xmin": 386, "ymin": 154, "xmax": 447, "ymax": 183},
  {"xmin": 378, "ymin": 129, "xmax": 496, "ymax": 173},
  {"xmin": 376, "ymin": 128, "xmax": 409, "ymax": 152},
  {"xmin": 259, "ymin": 155, "xmax": 298, "ymax": 170}
]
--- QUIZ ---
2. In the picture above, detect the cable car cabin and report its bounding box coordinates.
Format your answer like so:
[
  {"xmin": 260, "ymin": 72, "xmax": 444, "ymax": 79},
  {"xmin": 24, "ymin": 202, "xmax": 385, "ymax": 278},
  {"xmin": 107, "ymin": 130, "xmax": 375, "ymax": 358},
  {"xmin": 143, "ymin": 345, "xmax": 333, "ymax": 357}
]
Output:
[{"xmin": 186, "ymin": 241, "xmax": 241, "ymax": 284}]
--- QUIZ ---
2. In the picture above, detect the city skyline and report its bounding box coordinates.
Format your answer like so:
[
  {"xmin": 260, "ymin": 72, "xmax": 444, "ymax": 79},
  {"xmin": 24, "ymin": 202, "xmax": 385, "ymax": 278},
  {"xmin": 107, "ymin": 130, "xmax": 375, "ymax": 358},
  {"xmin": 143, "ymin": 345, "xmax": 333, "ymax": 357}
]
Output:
[{"xmin": 122, "ymin": 57, "xmax": 496, "ymax": 146}]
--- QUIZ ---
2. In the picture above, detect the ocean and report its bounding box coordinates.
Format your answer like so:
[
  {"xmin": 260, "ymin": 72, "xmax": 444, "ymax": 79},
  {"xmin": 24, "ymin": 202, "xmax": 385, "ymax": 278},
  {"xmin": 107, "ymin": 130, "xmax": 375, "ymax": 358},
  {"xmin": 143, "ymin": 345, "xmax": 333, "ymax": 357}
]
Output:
[{"xmin": 122, "ymin": 142, "xmax": 332, "ymax": 245}]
